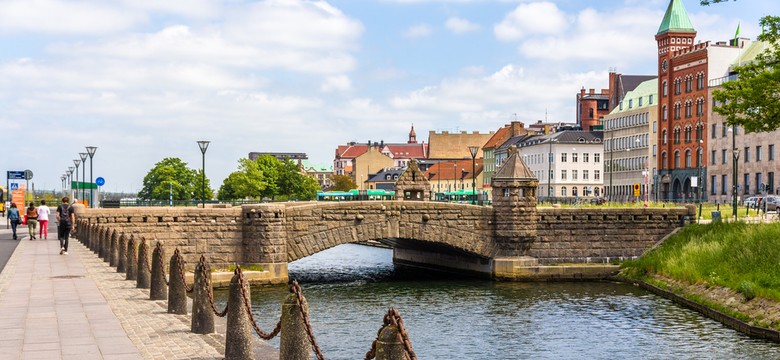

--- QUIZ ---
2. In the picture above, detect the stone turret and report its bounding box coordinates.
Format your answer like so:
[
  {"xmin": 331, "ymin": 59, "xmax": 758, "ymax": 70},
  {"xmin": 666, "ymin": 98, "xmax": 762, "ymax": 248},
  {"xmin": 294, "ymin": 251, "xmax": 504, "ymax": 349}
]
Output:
[
  {"xmin": 395, "ymin": 159, "xmax": 430, "ymax": 201},
  {"xmin": 491, "ymin": 151, "xmax": 538, "ymax": 256}
]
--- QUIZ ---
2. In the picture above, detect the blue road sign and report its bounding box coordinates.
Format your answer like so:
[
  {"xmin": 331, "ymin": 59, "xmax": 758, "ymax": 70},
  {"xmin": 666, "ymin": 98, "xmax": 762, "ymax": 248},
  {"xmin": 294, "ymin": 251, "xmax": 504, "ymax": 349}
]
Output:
[
  {"xmin": 10, "ymin": 183, "xmax": 19, "ymax": 190},
  {"xmin": 95, "ymin": 177, "xmax": 105, "ymax": 186},
  {"xmin": 7, "ymin": 171, "xmax": 25, "ymax": 180}
]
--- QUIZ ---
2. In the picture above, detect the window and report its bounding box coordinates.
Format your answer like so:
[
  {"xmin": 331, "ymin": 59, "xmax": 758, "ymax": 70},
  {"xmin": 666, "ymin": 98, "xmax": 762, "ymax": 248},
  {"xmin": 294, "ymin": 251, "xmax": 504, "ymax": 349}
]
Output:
[
  {"xmin": 583, "ymin": 153, "xmax": 589, "ymax": 163},
  {"xmin": 504, "ymin": 188, "xmax": 510, "ymax": 197},
  {"xmin": 757, "ymin": 146, "xmax": 763, "ymax": 161},
  {"xmin": 697, "ymin": 73, "xmax": 705, "ymax": 90},
  {"xmin": 595, "ymin": 170, "xmax": 600, "ymax": 180},
  {"xmin": 572, "ymin": 187, "xmax": 578, "ymax": 197},
  {"xmin": 572, "ymin": 170, "xmax": 578, "ymax": 180},
  {"xmin": 561, "ymin": 170, "xmax": 567, "ymax": 180},
  {"xmin": 662, "ymin": 130, "xmax": 667, "ymax": 145},
  {"xmin": 583, "ymin": 170, "xmax": 589, "ymax": 180},
  {"xmin": 589, "ymin": 108, "xmax": 594, "ymax": 118},
  {"xmin": 756, "ymin": 173, "xmax": 762, "ymax": 194},
  {"xmin": 572, "ymin": 153, "xmax": 578, "ymax": 163},
  {"xmin": 674, "ymin": 79, "xmax": 681, "ymax": 95},
  {"xmin": 771, "ymin": 145, "xmax": 775, "ymax": 161},
  {"xmin": 674, "ymin": 103, "xmax": 681, "ymax": 120},
  {"xmin": 561, "ymin": 187, "xmax": 567, "ymax": 197},
  {"xmin": 711, "ymin": 124, "xmax": 716, "ymax": 139},
  {"xmin": 722, "ymin": 123, "xmax": 728, "ymax": 138},
  {"xmin": 722, "ymin": 149, "xmax": 727, "ymax": 164},
  {"xmin": 595, "ymin": 153, "xmax": 600, "ymax": 163},
  {"xmin": 653, "ymin": 145, "xmax": 657, "ymax": 156},
  {"xmin": 685, "ymin": 101, "xmax": 692, "ymax": 118},
  {"xmin": 696, "ymin": 99, "xmax": 704, "ymax": 116},
  {"xmin": 649, "ymin": 95, "xmax": 654, "ymax": 104},
  {"xmin": 629, "ymin": 99, "xmax": 633, "ymax": 109},
  {"xmin": 674, "ymin": 151, "xmax": 681, "ymax": 168},
  {"xmin": 711, "ymin": 150, "xmax": 716, "ymax": 165},
  {"xmin": 685, "ymin": 149, "xmax": 692, "ymax": 168},
  {"xmin": 561, "ymin": 153, "xmax": 567, "ymax": 162},
  {"xmin": 770, "ymin": 172, "xmax": 775, "ymax": 194},
  {"xmin": 673, "ymin": 128, "xmax": 680, "ymax": 144},
  {"xmin": 744, "ymin": 147, "xmax": 750, "ymax": 163},
  {"xmin": 685, "ymin": 76, "xmax": 693, "ymax": 92},
  {"xmin": 662, "ymin": 152, "xmax": 668, "ymax": 169},
  {"xmin": 549, "ymin": 170, "xmax": 554, "ymax": 180},
  {"xmin": 711, "ymin": 175, "xmax": 716, "ymax": 195},
  {"xmin": 662, "ymin": 81, "xmax": 668, "ymax": 97},
  {"xmin": 653, "ymin": 121, "xmax": 657, "ymax": 133},
  {"xmin": 663, "ymin": 105, "xmax": 668, "ymax": 121},
  {"xmin": 721, "ymin": 174, "xmax": 727, "ymax": 195},
  {"xmin": 744, "ymin": 173, "xmax": 750, "ymax": 195}
]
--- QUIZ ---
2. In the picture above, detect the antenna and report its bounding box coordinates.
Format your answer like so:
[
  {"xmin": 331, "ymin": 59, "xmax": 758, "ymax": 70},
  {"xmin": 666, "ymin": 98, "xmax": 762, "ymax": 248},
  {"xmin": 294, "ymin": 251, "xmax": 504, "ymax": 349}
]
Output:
[
  {"xmin": 545, "ymin": 108, "xmax": 548, "ymax": 122},
  {"xmin": 513, "ymin": 113, "xmax": 517, "ymax": 121}
]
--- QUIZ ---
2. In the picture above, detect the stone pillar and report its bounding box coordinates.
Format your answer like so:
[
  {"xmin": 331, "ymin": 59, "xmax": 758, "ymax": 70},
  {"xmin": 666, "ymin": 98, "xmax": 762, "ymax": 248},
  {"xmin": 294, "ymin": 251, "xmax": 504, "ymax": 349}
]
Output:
[
  {"xmin": 168, "ymin": 250, "xmax": 187, "ymax": 315},
  {"xmin": 116, "ymin": 233, "xmax": 127, "ymax": 272},
  {"xmin": 149, "ymin": 242, "xmax": 167, "ymax": 300},
  {"xmin": 103, "ymin": 229, "xmax": 113, "ymax": 263},
  {"xmin": 280, "ymin": 292, "xmax": 311, "ymax": 360},
  {"xmin": 491, "ymin": 152, "xmax": 539, "ymax": 257},
  {"xmin": 376, "ymin": 325, "xmax": 406, "ymax": 360},
  {"xmin": 225, "ymin": 271, "xmax": 254, "ymax": 360},
  {"xmin": 125, "ymin": 235, "xmax": 137, "ymax": 280},
  {"xmin": 90, "ymin": 224, "xmax": 98, "ymax": 253},
  {"xmin": 109, "ymin": 230, "xmax": 119, "ymax": 267},
  {"xmin": 241, "ymin": 204, "xmax": 288, "ymax": 283},
  {"xmin": 98, "ymin": 227, "xmax": 107, "ymax": 260},
  {"xmin": 136, "ymin": 238, "xmax": 151, "ymax": 288},
  {"xmin": 191, "ymin": 259, "xmax": 215, "ymax": 334}
]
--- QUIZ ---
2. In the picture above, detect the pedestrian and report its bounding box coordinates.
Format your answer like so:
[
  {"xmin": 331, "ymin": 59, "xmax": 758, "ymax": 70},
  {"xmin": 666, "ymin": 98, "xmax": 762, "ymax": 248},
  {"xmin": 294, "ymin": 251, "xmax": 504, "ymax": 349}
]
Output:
[
  {"xmin": 37, "ymin": 199, "xmax": 51, "ymax": 240},
  {"xmin": 7, "ymin": 203, "xmax": 20, "ymax": 240},
  {"xmin": 56, "ymin": 197, "xmax": 75, "ymax": 255},
  {"xmin": 26, "ymin": 202, "xmax": 38, "ymax": 240}
]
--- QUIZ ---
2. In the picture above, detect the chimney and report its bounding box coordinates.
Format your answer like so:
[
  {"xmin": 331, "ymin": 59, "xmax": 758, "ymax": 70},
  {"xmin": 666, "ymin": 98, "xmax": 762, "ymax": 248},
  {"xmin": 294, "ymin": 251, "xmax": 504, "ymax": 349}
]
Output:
[
  {"xmin": 510, "ymin": 121, "xmax": 525, "ymax": 136},
  {"xmin": 589, "ymin": 88, "xmax": 595, "ymax": 95}
]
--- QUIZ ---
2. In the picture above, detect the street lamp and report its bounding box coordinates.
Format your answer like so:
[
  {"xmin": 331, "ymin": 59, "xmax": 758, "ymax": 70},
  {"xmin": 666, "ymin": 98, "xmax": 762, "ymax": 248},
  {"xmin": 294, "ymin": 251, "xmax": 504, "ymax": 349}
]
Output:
[
  {"xmin": 68, "ymin": 167, "xmax": 75, "ymax": 198},
  {"xmin": 608, "ymin": 126, "xmax": 614, "ymax": 202},
  {"xmin": 86, "ymin": 146, "xmax": 97, "ymax": 207},
  {"xmin": 197, "ymin": 140, "xmax": 210, "ymax": 208},
  {"xmin": 79, "ymin": 152, "xmax": 88, "ymax": 205},
  {"xmin": 468, "ymin": 145, "xmax": 479, "ymax": 205},
  {"xmin": 547, "ymin": 137, "xmax": 558, "ymax": 202},
  {"xmin": 730, "ymin": 124, "xmax": 739, "ymax": 218},
  {"xmin": 697, "ymin": 138, "xmax": 704, "ymax": 220},
  {"xmin": 60, "ymin": 175, "xmax": 66, "ymax": 194},
  {"xmin": 73, "ymin": 159, "xmax": 81, "ymax": 202}
]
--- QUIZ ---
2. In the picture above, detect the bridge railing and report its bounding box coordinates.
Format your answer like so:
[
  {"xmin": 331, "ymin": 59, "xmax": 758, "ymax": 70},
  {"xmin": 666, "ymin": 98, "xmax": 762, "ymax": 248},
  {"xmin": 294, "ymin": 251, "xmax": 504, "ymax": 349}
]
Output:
[{"xmin": 74, "ymin": 219, "xmax": 417, "ymax": 360}]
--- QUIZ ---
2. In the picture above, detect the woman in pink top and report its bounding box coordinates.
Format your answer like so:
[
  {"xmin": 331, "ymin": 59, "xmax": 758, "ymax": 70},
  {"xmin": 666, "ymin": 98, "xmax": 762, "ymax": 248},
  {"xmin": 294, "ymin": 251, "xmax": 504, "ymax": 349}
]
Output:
[{"xmin": 37, "ymin": 200, "xmax": 51, "ymax": 239}]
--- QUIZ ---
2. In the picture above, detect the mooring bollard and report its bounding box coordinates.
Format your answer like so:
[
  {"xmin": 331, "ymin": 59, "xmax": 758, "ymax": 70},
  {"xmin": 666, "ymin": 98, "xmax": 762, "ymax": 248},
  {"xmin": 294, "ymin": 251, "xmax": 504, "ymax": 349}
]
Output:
[
  {"xmin": 150, "ymin": 242, "xmax": 167, "ymax": 300},
  {"xmin": 126, "ymin": 236, "xmax": 137, "ymax": 280},
  {"xmin": 168, "ymin": 250, "xmax": 188, "ymax": 315},
  {"xmin": 93, "ymin": 226, "xmax": 101, "ymax": 254},
  {"xmin": 225, "ymin": 269, "xmax": 254, "ymax": 360},
  {"xmin": 280, "ymin": 290, "xmax": 312, "ymax": 360},
  {"xmin": 109, "ymin": 231, "xmax": 119, "ymax": 267},
  {"xmin": 117, "ymin": 233, "xmax": 127, "ymax": 273},
  {"xmin": 136, "ymin": 239, "xmax": 151, "ymax": 289},
  {"xmin": 376, "ymin": 325, "xmax": 406, "ymax": 360},
  {"xmin": 191, "ymin": 258, "xmax": 215, "ymax": 334},
  {"xmin": 98, "ymin": 228, "xmax": 107, "ymax": 261},
  {"xmin": 90, "ymin": 225, "xmax": 98, "ymax": 253},
  {"xmin": 104, "ymin": 229, "xmax": 114, "ymax": 263}
]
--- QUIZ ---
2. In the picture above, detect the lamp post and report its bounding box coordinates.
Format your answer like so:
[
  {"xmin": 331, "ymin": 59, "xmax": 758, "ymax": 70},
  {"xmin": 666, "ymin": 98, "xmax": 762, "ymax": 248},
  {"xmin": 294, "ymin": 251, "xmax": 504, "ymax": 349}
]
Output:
[
  {"xmin": 547, "ymin": 138, "xmax": 557, "ymax": 202},
  {"xmin": 68, "ymin": 167, "xmax": 75, "ymax": 199},
  {"xmin": 197, "ymin": 141, "xmax": 210, "ymax": 208},
  {"xmin": 608, "ymin": 127, "xmax": 614, "ymax": 202},
  {"xmin": 468, "ymin": 145, "xmax": 479, "ymax": 205},
  {"xmin": 73, "ymin": 159, "xmax": 81, "ymax": 202},
  {"xmin": 697, "ymin": 138, "xmax": 703, "ymax": 221},
  {"xmin": 731, "ymin": 124, "xmax": 739, "ymax": 218},
  {"xmin": 86, "ymin": 146, "xmax": 97, "ymax": 208},
  {"xmin": 60, "ymin": 175, "xmax": 66, "ymax": 194},
  {"xmin": 437, "ymin": 160, "xmax": 441, "ymax": 201},
  {"xmin": 79, "ymin": 152, "xmax": 88, "ymax": 205}
]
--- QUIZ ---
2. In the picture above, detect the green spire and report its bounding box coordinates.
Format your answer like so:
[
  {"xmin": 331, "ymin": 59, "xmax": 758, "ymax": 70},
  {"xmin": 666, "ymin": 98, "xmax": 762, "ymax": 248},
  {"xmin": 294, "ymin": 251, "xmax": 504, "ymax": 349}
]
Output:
[{"xmin": 657, "ymin": 0, "xmax": 696, "ymax": 35}]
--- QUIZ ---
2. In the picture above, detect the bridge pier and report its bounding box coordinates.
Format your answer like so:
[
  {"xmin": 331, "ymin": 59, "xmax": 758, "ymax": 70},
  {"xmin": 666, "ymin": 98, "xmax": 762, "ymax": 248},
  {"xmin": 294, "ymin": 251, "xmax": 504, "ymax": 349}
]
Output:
[{"xmin": 392, "ymin": 246, "xmax": 493, "ymax": 278}]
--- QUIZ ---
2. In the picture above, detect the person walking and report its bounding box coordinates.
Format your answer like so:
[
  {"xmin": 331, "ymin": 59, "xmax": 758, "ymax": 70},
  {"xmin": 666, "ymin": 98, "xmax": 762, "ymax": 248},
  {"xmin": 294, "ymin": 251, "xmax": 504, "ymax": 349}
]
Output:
[
  {"xmin": 26, "ymin": 202, "xmax": 38, "ymax": 240},
  {"xmin": 7, "ymin": 203, "xmax": 20, "ymax": 240},
  {"xmin": 37, "ymin": 200, "xmax": 51, "ymax": 240},
  {"xmin": 56, "ymin": 197, "xmax": 75, "ymax": 255}
]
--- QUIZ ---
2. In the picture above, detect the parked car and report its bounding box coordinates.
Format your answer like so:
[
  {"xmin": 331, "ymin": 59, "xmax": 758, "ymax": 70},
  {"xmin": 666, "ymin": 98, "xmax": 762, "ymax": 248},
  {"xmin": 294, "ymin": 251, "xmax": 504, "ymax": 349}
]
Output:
[
  {"xmin": 744, "ymin": 196, "xmax": 761, "ymax": 209},
  {"xmin": 590, "ymin": 197, "xmax": 607, "ymax": 205},
  {"xmin": 759, "ymin": 196, "xmax": 780, "ymax": 211}
]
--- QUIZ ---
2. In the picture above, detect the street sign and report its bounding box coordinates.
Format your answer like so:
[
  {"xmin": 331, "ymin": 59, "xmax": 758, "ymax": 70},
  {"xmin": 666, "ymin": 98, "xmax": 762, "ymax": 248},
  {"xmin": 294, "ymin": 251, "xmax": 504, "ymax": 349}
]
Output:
[
  {"xmin": 7, "ymin": 171, "xmax": 24, "ymax": 180},
  {"xmin": 10, "ymin": 183, "xmax": 19, "ymax": 190},
  {"xmin": 633, "ymin": 183, "xmax": 640, "ymax": 197},
  {"xmin": 96, "ymin": 177, "xmax": 105, "ymax": 186},
  {"xmin": 24, "ymin": 169, "xmax": 33, "ymax": 180}
]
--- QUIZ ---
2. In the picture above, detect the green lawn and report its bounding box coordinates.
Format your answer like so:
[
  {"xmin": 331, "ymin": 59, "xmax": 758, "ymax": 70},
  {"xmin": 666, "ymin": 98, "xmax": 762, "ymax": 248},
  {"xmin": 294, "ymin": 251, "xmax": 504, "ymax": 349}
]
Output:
[{"xmin": 537, "ymin": 201, "xmax": 764, "ymax": 220}]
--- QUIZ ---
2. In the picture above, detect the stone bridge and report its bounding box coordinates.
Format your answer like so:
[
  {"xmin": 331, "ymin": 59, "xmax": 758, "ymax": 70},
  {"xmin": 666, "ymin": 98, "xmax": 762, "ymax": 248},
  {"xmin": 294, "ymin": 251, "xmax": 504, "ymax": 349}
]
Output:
[{"xmin": 74, "ymin": 155, "xmax": 693, "ymax": 282}]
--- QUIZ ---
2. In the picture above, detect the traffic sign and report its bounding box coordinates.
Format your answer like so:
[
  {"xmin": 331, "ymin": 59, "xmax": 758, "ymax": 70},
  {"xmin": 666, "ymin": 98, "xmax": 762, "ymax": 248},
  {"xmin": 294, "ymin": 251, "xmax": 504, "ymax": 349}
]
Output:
[
  {"xmin": 633, "ymin": 183, "xmax": 640, "ymax": 197},
  {"xmin": 10, "ymin": 183, "xmax": 19, "ymax": 190},
  {"xmin": 24, "ymin": 169, "xmax": 33, "ymax": 180},
  {"xmin": 95, "ymin": 177, "xmax": 105, "ymax": 186},
  {"xmin": 7, "ymin": 171, "xmax": 24, "ymax": 180}
]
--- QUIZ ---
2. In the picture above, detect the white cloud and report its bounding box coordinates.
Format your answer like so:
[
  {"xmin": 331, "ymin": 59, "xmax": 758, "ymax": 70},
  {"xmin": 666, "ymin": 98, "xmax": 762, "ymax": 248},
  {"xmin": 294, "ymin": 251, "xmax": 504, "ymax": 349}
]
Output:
[
  {"xmin": 0, "ymin": 0, "xmax": 144, "ymax": 35},
  {"xmin": 494, "ymin": 2, "xmax": 568, "ymax": 41},
  {"xmin": 404, "ymin": 24, "xmax": 433, "ymax": 38},
  {"xmin": 445, "ymin": 17, "xmax": 481, "ymax": 34},
  {"xmin": 321, "ymin": 75, "xmax": 352, "ymax": 92}
]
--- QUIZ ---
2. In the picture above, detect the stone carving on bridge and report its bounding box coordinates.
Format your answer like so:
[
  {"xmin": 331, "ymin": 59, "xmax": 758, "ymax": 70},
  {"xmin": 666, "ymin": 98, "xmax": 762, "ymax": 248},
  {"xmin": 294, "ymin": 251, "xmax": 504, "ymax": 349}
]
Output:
[
  {"xmin": 394, "ymin": 159, "xmax": 431, "ymax": 201},
  {"xmin": 491, "ymin": 152, "xmax": 539, "ymax": 256}
]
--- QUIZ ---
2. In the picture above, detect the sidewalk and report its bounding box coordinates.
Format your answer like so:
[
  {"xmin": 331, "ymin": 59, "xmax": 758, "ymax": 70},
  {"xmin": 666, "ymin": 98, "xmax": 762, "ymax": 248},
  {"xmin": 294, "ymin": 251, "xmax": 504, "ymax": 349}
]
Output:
[{"xmin": 0, "ymin": 227, "xmax": 228, "ymax": 359}]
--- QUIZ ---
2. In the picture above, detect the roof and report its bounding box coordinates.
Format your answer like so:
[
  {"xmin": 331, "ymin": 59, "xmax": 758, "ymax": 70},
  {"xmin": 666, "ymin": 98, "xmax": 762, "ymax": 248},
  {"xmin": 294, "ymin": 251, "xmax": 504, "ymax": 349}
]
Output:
[
  {"xmin": 367, "ymin": 168, "xmax": 405, "ymax": 182},
  {"xmin": 620, "ymin": 75, "xmax": 656, "ymax": 94},
  {"xmin": 497, "ymin": 134, "xmax": 534, "ymax": 151},
  {"xmin": 424, "ymin": 159, "xmax": 483, "ymax": 181},
  {"xmin": 731, "ymin": 40, "xmax": 768, "ymax": 66},
  {"xmin": 336, "ymin": 144, "xmax": 369, "ymax": 159},
  {"xmin": 609, "ymin": 78, "xmax": 658, "ymax": 115},
  {"xmin": 493, "ymin": 152, "xmax": 535, "ymax": 181},
  {"xmin": 482, "ymin": 126, "xmax": 512, "ymax": 149},
  {"xmin": 516, "ymin": 131, "xmax": 603, "ymax": 147},
  {"xmin": 657, "ymin": 0, "xmax": 695, "ymax": 35},
  {"xmin": 300, "ymin": 160, "xmax": 332, "ymax": 173},
  {"xmin": 384, "ymin": 143, "xmax": 428, "ymax": 159}
]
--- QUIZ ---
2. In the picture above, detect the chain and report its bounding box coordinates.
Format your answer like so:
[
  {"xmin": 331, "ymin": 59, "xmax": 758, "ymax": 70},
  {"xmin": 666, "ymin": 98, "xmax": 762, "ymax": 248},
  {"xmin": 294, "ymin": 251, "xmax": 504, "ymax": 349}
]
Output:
[
  {"xmin": 235, "ymin": 266, "xmax": 283, "ymax": 340},
  {"xmin": 290, "ymin": 280, "xmax": 326, "ymax": 360},
  {"xmin": 365, "ymin": 308, "xmax": 417, "ymax": 360},
  {"xmin": 201, "ymin": 256, "xmax": 228, "ymax": 317},
  {"xmin": 143, "ymin": 241, "xmax": 153, "ymax": 276},
  {"xmin": 174, "ymin": 249, "xmax": 194, "ymax": 293}
]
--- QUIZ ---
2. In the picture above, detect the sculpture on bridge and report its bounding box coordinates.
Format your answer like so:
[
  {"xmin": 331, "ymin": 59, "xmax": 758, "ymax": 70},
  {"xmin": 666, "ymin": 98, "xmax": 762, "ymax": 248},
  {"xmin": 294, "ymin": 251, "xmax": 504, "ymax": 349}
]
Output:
[{"xmin": 395, "ymin": 159, "xmax": 431, "ymax": 201}]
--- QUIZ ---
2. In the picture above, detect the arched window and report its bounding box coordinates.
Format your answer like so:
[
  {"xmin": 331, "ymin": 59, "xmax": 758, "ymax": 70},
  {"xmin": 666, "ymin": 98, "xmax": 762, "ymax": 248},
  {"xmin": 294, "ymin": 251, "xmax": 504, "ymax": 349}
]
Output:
[
  {"xmin": 662, "ymin": 152, "xmax": 668, "ymax": 169},
  {"xmin": 685, "ymin": 101, "xmax": 693, "ymax": 118},
  {"xmin": 572, "ymin": 187, "xmax": 578, "ymax": 197},
  {"xmin": 674, "ymin": 103, "xmax": 681, "ymax": 119},
  {"xmin": 685, "ymin": 149, "xmax": 692, "ymax": 167},
  {"xmin": 674, "ymin": 78, "xmax": 681, "ymax": 95},
  {"xmin": 674, "ymin": 150, "xmax": 681, "ymax": 168},
  {"xmin": 673, "ymin": 127, "xmax": 681, "ymax": 144},
  {"xmin": 561, "ymin": 187, "xmax": 567, "ymax": 197},
  {"xmin": 663, "ymin": 81, "xmax": 668, "ymax": 97},
  {"xmin": 684, "ymin": 125, "xmax": 692, "ymax": 143},
  {"xmin": 662, "ymin": 105, "xmax": 667, "ymax": 120},
  {"xmin": 685, "ymin": 75, "xmax": 693, "ymax": 93},
  {"xmin": 696, "ymin": 98, "xmax": 704, "ymax": 116},
  {"xmin": 697, "ymin": 73, "xmax": 705, "ymax": 90},
  {"xmin": 662, "ymin": 129, "xmax": 667, "ymax": 145}
]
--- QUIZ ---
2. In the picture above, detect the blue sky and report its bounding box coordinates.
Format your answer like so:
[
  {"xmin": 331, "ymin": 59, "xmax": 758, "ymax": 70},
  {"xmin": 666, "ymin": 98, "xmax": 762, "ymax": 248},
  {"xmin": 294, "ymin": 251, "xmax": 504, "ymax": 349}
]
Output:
[{"xmin": 0, "ymin": 0, "xmax": 775, "ymax": 194}]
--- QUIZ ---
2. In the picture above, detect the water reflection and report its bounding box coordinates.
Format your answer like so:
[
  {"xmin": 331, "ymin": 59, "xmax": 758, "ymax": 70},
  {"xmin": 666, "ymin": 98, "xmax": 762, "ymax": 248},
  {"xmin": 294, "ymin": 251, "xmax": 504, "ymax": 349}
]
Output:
[{"xmin": 214, "ymin": 244, "xmax": 780, "ymax": 359}]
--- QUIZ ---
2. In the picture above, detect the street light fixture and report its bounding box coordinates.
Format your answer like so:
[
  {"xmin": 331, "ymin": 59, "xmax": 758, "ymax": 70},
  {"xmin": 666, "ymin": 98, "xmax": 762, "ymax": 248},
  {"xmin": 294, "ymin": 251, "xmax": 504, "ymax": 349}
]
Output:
[
  {"xmin": 729, "ymin": 125, "xmax": 739, "ymax": 218},
  {"xmin": 468, "ymin": 145, "xmax": 479, "ymax": 205},
  {"xmin": 79, "ymin": 152, "xmax": 88, "ymax": 205},
  {"xmin": 68, "ymin": 167, "xmax": 75, "ymax": 198},
  {"xmin": 197, "ymin": 140, "xmax": 210, "ymax": 208},
  {"xmin": 73, "ymin": 159, "xmax": 81, "ymax": 202},
  {"xmin": 60, "ymin": 175, "xmax": 66, "ymax": 194},
  {"xmin": 547, "ymin": 137, "xmax": 558, "ymax": 202},
  {"xmin": 86, "ymin": 146, "xmax": 97, "ymax": 207}
]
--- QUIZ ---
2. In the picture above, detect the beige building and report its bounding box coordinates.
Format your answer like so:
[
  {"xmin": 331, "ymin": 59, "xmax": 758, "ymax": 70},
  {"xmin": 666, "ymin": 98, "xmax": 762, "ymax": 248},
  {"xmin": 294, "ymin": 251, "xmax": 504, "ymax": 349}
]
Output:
[
  {"xmin": 602, "ymin": 78, "xmax": 658, "ymax": 202},
  {"xmin": 428, "ymin": 130, "xmax": 493, "ymax": 159},
  {"xmin": 352, "ymin": 146, "xmax": 394, "ymax": 190}
]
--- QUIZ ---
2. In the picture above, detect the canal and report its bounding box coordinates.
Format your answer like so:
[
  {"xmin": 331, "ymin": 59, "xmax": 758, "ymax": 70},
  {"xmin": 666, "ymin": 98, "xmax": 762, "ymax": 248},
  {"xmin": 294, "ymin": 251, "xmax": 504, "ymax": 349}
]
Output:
[{"xmin": 216, "ymin": 244, "xmax": 780, "ymax": 359}]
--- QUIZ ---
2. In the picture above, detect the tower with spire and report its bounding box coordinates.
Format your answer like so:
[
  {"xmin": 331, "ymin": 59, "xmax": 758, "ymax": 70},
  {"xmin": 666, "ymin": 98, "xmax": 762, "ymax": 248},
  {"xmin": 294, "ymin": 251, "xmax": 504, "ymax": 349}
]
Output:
[{"xmin": 408, "ymin": 124, "xmax": 417, "ymax": 144}]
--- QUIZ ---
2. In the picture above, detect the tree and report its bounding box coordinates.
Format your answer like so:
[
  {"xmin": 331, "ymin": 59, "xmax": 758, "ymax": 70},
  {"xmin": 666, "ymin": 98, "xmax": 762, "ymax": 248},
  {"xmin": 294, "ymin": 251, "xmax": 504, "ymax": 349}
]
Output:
[
  {"xmin": 138, "ymin": 158, "xmax": 212, "ymax": 201},
  {"xmin": 330, "ymin": 174, "xmax": 357, "ymax": 191},
  {"xmin": 218, "ymin": 158, "xmax": 270, "ymax": 200},
  {"xmin": 218, "ymin": 155, "xmax": 321, "ymax": 201},
  {"xmin": 711, "ymin": 16, "xmax": 780, "ymax": 132}
]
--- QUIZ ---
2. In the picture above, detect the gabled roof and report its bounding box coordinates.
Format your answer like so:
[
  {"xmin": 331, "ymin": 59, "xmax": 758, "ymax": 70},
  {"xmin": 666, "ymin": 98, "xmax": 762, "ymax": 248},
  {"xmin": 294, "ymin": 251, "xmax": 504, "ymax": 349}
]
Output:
[
  {"xmin": 482, "ymin": 126, "xmax": 512, "ymax": 149},
  {"xmin": 657, "ymin": 0, "xmax": 695, "ymax": 35},
  {"xmin": 384, "ymin": 143, "xmax": 428, "ymax": 159},
  {"xmin": 367, "ymin": 168, "xmax": 405, "ymax": 183},
  {"xmin": 336, "ymin": 144, "xmax": 369, "ymax": 159},
  {"xmin": 493, "ymin": 152, "xmax": 535, "ymax": 180},
  {"xmin": 621, "ymin": 75, "xmax": 656, "ymax": 94}
]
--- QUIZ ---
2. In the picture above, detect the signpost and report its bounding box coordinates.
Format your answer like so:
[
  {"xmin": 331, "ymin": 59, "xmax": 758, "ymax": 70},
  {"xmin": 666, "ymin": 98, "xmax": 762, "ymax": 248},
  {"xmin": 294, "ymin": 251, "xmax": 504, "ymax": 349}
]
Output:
[
  {"xmin": 633, "ymin": 183, "xmax": 641, "ymax": 198},
  {"xmin": 6, "ymin": 171, "xmax": 25, "ymax": 228}
]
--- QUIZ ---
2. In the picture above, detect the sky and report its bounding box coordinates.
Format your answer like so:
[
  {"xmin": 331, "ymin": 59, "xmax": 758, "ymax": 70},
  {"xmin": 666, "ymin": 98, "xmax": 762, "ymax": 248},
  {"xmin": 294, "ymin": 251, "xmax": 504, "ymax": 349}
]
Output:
[{"xmin": 0, "ymin": 0, "xmax": 775, "ymax": 194}]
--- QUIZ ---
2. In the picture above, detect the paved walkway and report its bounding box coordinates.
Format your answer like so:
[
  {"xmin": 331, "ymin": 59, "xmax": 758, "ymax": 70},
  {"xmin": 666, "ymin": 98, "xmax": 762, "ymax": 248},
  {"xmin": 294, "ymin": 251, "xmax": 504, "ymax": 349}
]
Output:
[{"xmin": 0, "ymin": 225, "xmax": 277, "ymax": 360}]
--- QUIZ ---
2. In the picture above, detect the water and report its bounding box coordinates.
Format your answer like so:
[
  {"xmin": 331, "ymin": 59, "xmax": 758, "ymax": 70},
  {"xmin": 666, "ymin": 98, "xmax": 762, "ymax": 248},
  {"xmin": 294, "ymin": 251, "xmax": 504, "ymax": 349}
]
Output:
[{"xmin": 215, "ymin": 244, "xmax": 780, "ymax": 359}]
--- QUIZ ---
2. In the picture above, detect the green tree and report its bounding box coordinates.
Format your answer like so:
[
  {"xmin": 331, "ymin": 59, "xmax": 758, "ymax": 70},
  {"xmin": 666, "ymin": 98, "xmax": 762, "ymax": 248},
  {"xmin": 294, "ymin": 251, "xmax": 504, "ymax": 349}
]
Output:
[
  {"xmin": 219, "ymin": 158, "xmax": 270, "ymax": 200},
  {"xmin": 138, "ymin": 158, "xmax": 212, "ymax": 201},
  {"xmin": 330, "ymin": 174, "xmax": 357, "ymax": 191},
  {"xmin": 218, "ymin": 156, "xmax": 321, "ymax": 201}
]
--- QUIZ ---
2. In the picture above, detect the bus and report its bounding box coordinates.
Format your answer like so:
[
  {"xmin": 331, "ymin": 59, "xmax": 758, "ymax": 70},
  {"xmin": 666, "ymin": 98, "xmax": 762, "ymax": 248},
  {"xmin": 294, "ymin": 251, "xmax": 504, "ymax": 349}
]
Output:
[{"xmin": 317, "ymin": 189, "xmax": 396, "ymax": 201}]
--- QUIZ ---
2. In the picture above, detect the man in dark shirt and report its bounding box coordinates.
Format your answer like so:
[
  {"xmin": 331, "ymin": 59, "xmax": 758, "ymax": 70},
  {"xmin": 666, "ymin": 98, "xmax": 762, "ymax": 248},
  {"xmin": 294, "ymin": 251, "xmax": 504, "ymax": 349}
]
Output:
[{"xmin": 56, "ymin": 197, "xmax": 75, "ymax": 255}]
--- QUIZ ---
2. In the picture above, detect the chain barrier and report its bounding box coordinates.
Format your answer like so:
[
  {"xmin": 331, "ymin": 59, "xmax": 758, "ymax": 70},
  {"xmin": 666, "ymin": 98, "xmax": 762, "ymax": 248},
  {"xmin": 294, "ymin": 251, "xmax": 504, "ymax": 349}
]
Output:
[
  {"xmin": 174, "ymin": 249, "xmax": 194, "ymax": 293},
  {"xmin": 365, "ymin": 308, "xmax": 417, "ymax": 360},
  {"xmin": 235, "ymin": 266, "xmax": 283, "ymax": 341},
  {"xmin": 290, "ymin": 280, "xmax": 326, "ymax": 360},
  {"xmin": 201, "ymin": 255, "xmax": 229, "ymax": 318},
  {"xmin": 155, "ymin": 243, "xmax": 169, "ymax": 286}
]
